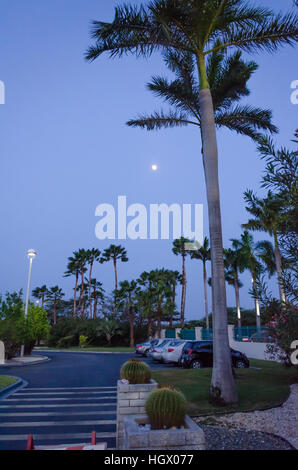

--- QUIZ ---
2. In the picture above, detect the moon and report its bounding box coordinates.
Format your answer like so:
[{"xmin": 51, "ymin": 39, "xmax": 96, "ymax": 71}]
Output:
[{"xmin": 151, "ymin": 164, "xmax": 158, "ymax": 171}]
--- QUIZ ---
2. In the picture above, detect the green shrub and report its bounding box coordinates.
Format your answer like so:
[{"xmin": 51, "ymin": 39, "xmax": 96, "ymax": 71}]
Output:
[
  {"xmin": 145, "ymin": 387, "xmax": 187, "ymax": 430},
  {"xmin": 79, "ymin": 335, "xmax": 88, "ymax": 348},
  {"xmin": 120, "ymin": 358, "xmax": 151, "ymax": 384}
]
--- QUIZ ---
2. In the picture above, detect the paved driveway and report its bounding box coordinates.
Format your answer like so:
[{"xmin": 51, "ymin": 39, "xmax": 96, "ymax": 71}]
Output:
[{"xmin": 0, "ymin": 351, "xmax": 179, "ymax": 450}]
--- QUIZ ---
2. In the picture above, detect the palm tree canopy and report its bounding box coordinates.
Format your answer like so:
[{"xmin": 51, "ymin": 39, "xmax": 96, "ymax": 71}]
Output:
[
  {"xmin": 86, "ymin": 1, "xmax": 298, "ymax": 67},
  {"xmin": 102, "ymin": 244, "xmax": 128, "ymax": 263},
  {"xmin": 190, "ymin": 236, "xmax": 211, "ymax": 262},
  {"xmin": 127, "ymin": 48, "xmax": 277, "ymax": 139},
  {"xmin": 242, "ymin": 189, "xmax": 285, "ymax": 236}
]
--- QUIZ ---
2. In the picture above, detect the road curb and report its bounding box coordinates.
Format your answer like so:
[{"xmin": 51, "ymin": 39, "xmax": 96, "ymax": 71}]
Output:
[
  {"xmin": 34, "ymin": 349, "xmax": 134, "ymax": 355},
  {"xmin": 0, "ymin": 376, "xmax": 28, "ymax": 400},
  {"xmin": 0, "ymin": 355, "xmax": 50, "ymax": 368}
]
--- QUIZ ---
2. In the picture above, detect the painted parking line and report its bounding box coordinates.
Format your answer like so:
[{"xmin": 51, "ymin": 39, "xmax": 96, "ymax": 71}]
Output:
[
  {"xmin": 0, "ymin": 411, "xmax": 116, "ymax": 417},
  {"xmin": 0, "ymin": 402, "xmax": 116, "ymax": 408},
  {"xmin": 23, "ymin": 387, "xmax": 117, "ymax": 390},
  {"xmin": 0, "ymin": 432, "xmax": 116, "ymax": 441},
  {"xmin": 13, "ymin": 391, "xmax": 117, "ymax": 396},
  {"xmin": 4, "ymin": 396, "xmax": 116, "ymax": 401},
  {"xmin": 1, "ymin": 420, "xmax": 117, "ymax": 427}
]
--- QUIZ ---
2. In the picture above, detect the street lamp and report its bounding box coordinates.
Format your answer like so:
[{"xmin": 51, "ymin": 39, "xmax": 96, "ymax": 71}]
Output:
[{"xmin": 20, "ymin": 249, "xmax": 37, "ymax": 357}]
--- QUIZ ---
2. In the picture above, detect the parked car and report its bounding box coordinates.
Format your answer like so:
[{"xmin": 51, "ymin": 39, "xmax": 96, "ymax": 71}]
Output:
[
  {"xmin": 162, "ymin": 340, "xmax": 191, "ymax": 365},
  {"xmin": 135, "ymin": 339, "xmax": 155, "ymax": 356},
  {"xmin": 180, "ymin": 341, "xmax": 249, "ymax": 369},
  {"xmin": 150, "ymin": 339, "xmax": 180, "ymax": 362}
]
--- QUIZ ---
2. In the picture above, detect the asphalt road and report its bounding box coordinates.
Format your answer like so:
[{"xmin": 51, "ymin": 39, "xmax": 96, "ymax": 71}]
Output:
[{"xmin": 0, "ymin": 351, "xmax": 178, "ymax": 450}]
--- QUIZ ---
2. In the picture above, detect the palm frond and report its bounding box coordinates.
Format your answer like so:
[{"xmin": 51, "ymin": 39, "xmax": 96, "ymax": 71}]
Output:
[
  {"xmin": 215, "ymin": 105, "xmax": 278, "ymax": 140},
  {"xmin": 126, "ymin": 110, "xmax": 199, "ymax": 131}
]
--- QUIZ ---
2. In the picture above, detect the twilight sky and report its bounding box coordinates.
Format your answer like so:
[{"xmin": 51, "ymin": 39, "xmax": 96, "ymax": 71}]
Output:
[{"xmin": 0, "ymin": 0, "xmax": 297, "ymax": 320}]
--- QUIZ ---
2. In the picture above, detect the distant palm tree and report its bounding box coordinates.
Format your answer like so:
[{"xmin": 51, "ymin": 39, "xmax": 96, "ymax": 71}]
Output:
[
  {"xmin": 73, "ymin": 249, "xmax": 89, "ymax": 316},
  {"xmin": 116, "ymin": 280, "xmax": 139, "ymax": 347},
  {"xmin": 47, "ymin": 287, "xmax": 65, "ymax": 325},
  {"xmin": 90, "ymin": 279, "xmax": 105, "ymax": 319},
  {"xmin": 86, "ymin": 0, "xmax": 298, "ymax": 405},
  {"xmin": 235, "ymin": 231, "xmax": 275, "ymax": 329},
  {"xmin": 102, "ymin": 245, "xmax": 128, "ymax": 291},
  {"xmin": 165, "ymin": 270, "xmax": 182, "ymax": 328},
  {"xmin": 32, "ymin": 285, "xmax": 48, "ymax": 308},
  {"xmin": 172, "ymin": 237, "xmax": 191, "ymax": 329},
  {"xmin": 86, "ymin": 249, "xmax": 102, "ymax": 317},
  {"xmin": 64, "ymin": 257, "xmax": 80, "ymax": 316},
  {"xmin": 223, "ymin": 242, "xmax": 247, "ymax": 327},
  {"xmin": 243, "ymin": 190, "xmax": 286, "ymax": 302},
  {"xmin": 190, "ymin": 237, "xmax": 211, "ymax": 329}
]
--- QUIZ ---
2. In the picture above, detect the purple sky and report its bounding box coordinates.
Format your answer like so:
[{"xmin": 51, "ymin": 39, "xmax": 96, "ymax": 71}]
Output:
[{"xmin": 0, "ymin": 0, "xmax": 297, "ymax": 320}]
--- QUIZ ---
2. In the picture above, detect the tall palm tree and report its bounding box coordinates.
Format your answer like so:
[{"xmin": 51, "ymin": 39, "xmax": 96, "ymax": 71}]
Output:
[
  {"xmin": 86, "ymin": 0, "xmax": 298, "ymax": 405},
  {"xmin": 172, "ymin": 237, "xmax": 191, "ymax": 328},
  {"xmin": 242, "ymin": 190, "xmax": 286, "ymax": 303},
  {"xmin": 73, "ymin": 249, "xmax": 89, "ymax": 316},
  {"xmin": 64, "ymin": 257, "xmax": 80, "ymax": 316},
  {"xmin": 190, "ymin": 237, "xmax": 211, "ymax": 329},
  {"xmin": 235, "ymin": 231, "xmax": 276, "ymax": 329},
  {"xmin": 223, "ymin": 241, "xmax": 247, "ymax": 327},
  {"xmin": 115, "ymin": 280, "xmax": 139, "ymax": 347},
  {"xmin": 102, "ymin": 245, "xmax": 128, "ymax": 291},
  {"xmin": 90, "ymin": 279, "xmax": 105, "ymax": 319},
  {"xmin": 47, "ymin": 287, "xmax": 65, "ymax": 325},
  {"xmin": 86, "ymin": 249, "xmax": 102, "ymax": 317},
  {"xmin": 165, "ymin": 269, "xmax": 182, "ymax": 328},
  {"xmin": 32, "ymin": 285, "xmax": 48, "ymax": 308}
]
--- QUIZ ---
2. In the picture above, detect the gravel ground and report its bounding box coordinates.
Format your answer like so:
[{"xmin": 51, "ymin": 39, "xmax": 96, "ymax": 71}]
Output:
[
  {"xmin": 194, "ymin": 384, "xmax": 298, "ymax": 450},
  {"xmin": 201, "ymin": 425, "xmax": 294, "ymax": 450}
]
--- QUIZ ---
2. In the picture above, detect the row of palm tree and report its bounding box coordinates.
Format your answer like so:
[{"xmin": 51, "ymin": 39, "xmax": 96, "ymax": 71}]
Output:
[
  {"xmin": 64, "ymin": 245, "xmax": 128, "ymax": 317},
  {"xmin": 86, "ymin": 0, "xmax": 298, "ymax": 405}
]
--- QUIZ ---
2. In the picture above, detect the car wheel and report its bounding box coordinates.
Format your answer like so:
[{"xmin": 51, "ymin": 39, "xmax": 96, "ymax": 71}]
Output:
[
  {"xmin": 191, "ymin": 359, "xmax": 202, "ymax": 369},
  {"xmin": 235, "ymin": 359, "xmax": 247, "ymax": 368}
]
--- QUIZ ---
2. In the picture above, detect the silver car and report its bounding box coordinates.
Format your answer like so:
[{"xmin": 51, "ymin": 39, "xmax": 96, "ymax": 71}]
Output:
[
  {"xmin": 162, "ymin": 340, "xmax": 191, "ymax": 364},
  {"xmin": 135, "ymin": 339, "xmax": 154, "ymax": 356},
  {"xmin": 150, "ymin": 339, "xmax": 179, "ymax": 362}
]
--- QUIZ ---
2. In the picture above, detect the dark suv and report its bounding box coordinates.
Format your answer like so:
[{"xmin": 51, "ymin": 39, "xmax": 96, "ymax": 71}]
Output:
[{"xmin": 180, "ymin": 341, "xmax": 249, "ymax": 369}]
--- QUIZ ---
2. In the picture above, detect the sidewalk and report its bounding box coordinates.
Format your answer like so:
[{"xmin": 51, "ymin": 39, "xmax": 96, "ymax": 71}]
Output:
[{"xmin": 0, "ymin": 355, "xmax": 49, "ymax": 367}]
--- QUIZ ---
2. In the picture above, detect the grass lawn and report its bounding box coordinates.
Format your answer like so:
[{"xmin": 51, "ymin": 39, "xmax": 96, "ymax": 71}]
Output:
[
  {"xmin": 0, "ymin": 376, "xmax": 18, "ymax": 390},
  {"xmin": 35, "ymin": 346, "xmax": 135, "ymax": 353},
  {"xmin": 152, "ymin": 359, "xmax": 298, "ymax": 416}
]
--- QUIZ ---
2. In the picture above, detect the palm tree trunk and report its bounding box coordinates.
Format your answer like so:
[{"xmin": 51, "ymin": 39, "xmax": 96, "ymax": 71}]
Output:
[
  {"xmin": 80, "ymin": 269, "xmax": 84, "ymax": 316},
  {"xmin": 252, "ymin": 275, "xmax": 261, "ymax": 329},
  {"xmin": 234, "ymin": 274, "xmax": 241, "ymax": 328},
  {"xmin": 93, "ymin": 290, "xmax": 98, "ymax": 320},
  {"xmin": 113, "ymin": 259, "xmax": 118, "ymax": 291},
  {"xmin": 198, "ymin": 69, "xmax": 237, "ymax": 405},
  {"xmin": 273, "ymin": 231, "xmax": 286, "ymax": 303},
  {"xmin": 157, "ymin": 303, "xmax": 162, "ymax": 338},
  {"xmin": 181, "ymin": 253, "xmax": 185, "ymax": 329},
  {"xmin": 170, "ymin": 284, "xmax": 175, "ymax": 328},
  {"xmin": 203, "ymin": 261, "xmax": 209, "ymax": 329},
  {"xmin": 74, "ymin": 273, "xmax": 78, "ymax": 317},
  {"xmin": 89, "ymin": 262, "xmax": 93, "ymax": 318}
]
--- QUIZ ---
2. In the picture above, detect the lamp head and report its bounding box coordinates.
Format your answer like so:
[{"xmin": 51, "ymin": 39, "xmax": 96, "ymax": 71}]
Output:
[{"xmin": 27, "ymin": 249, "xmax": 37, "ymax": 260}]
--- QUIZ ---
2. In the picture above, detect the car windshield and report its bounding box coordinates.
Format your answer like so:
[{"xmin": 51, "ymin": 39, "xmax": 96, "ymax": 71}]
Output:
[{"xmin": 169, "ymin": 341, "xmax": 183, "ymax": 346}]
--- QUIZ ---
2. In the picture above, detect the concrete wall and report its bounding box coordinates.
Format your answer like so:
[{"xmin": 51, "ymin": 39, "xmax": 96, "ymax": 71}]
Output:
[
  {"xmin": 117, "ymin": 379, "xmax": 158, "ymax": 449},
  {"xmin": 227, "ymin": 325, "xmax": 269, "ymax": 360}
]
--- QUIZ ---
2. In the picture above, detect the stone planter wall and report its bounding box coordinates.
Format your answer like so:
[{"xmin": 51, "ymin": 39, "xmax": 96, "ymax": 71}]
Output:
[
  {"xmin": 117, "ymin": 379, "xmax": 158, "ymax": 449},
  {"xmin": 123, "ymin": 414, "xmax": 206, "ymax": 450}
]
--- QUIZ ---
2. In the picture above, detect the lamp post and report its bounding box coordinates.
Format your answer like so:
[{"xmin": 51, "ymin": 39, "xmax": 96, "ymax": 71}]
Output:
[{"xmin": 20, "ymin": 249, "xmax": 37, "ymax": 357}]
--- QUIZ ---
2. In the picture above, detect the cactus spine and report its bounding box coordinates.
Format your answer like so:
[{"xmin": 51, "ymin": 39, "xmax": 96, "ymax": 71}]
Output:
[
  {"xmin": 120, "ymin": 358, "xmax": 151, "ymax": 384},
  {"xmin": 145, "ymin": 387, "xmax": 187, "ymax": 430}
]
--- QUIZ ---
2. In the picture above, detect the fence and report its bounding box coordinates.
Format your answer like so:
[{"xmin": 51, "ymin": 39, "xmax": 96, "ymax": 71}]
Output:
[{"xmin": 233, "ymin": 326, "xmax": 270, "ymax": 343}]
